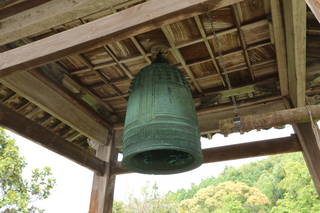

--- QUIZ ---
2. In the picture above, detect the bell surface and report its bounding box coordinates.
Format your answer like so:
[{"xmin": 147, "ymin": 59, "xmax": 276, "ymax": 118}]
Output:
[{"xmin": 122, "ymin": 55, "xmax": 203, "ymax": 174}]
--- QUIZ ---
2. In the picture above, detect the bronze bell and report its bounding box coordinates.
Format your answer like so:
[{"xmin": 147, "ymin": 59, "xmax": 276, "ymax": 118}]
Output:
[{"xmin": 122, "ymin": 54, "xmax": 203, "ymax": 174}]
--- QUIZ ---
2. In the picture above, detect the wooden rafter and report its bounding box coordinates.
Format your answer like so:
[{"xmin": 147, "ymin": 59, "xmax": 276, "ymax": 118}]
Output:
[
  {"xmin": 113, "ymin": 135, "xmax": 301, "ymax": 175},
  {"xmin": 77, "ymin": 54, "xmax": 128, "ymax": 103},
  {"xmin": 161, "ymin": 25, "xmax": 203, "ymax": 93},
  {"xmin": 103, "ymin": 75, "xmax": 277, "ymax": 102},
  {"xmin": 69, "ymin": 19, "xmax": 268, "ymax": 76},
  {"xmin": 0, "ymin": 0, "xmax": 140, "ymax": 45},
  {"xmin": 0, "ymin": 0, "xmax": 243, "ymax": 78},
  {"xmin": 0, "ymin": 70, "xmax": 110, "ymax": 144},
  {"xmin": 0, "ymin": 103, "xmax": 106, "ymax": 175},
  {"xmin": 194, "ymin": 15, "xmax": 227, "ymax": 86},
  {"xmin": 103, "ymin": 45, "xmax": 134, "ymax": 80},
  {"xmin": 231, "ymin": 4, "xmax": 255, "ymax": 80},
  {"xmin": 130, "ymin": 37, "xmax": 152, "ymax": 64}
]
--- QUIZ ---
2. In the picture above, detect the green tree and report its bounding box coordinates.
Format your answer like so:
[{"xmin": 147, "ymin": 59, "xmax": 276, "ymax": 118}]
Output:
[
  {"xmin": 0, "ymin": 129, "xmax": 56, "ymax": 213},
  {"xmin": 113, "ymin": 201, "xmax": 126, "ymax": 213},
  {"xmin": 178, "ymin": 181, "xmax": 270, "ymax": 213},
  {"xmin": 119, "ymin": 182, "xmax": 177, "ymax": 213},
  {"xmin": 270, "ymin": 156, "xmax": 320, "ymax": 213}
]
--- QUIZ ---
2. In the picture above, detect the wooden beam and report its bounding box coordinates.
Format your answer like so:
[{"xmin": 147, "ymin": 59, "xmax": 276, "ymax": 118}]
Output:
[
  {"xmin": 198, "ymin": 98, "xmax": 286, "ymax": 134},
  {"xmin": 219, "ymin": 105, "xmax": 320, "ymax": 135},
  {"xmin": 0, "ymin": 103, "xmax": 106, "ymax": 175},
  {"xmin": 306, "ymin": 0, "xmax": 320, "ymax": 23},
  {"xmin": 198, "ymin": 78, "xmax": 277, "ymax": 108},
  {"xmin": 0, "ymin": 70, "xmax": 110, "ymax": 144},
  {"xmin": 89, "ymin": 132, "xmax": 117, "ymax": 213},
  {"xmin": 271, "ymin": 0, "xmax": 289, "ymax": 96},
  {"xmin": 113, "ymin": 97, "xmax": 285, "ymax": 148},
  {"xmin": 113, "ymin": 135, "xmax": 301, "ymax": 175},
  {"xmin": 0, "ymin": 0, "xmax": 243, "ymax": 78},
  {"xmin": 69, "ymin": 18, "xmax": 269, "ymax": 76},
  {"xmin": 0, "ymin": 0, "xmax": 136, "ymax": 45},
  {"xmin": 161, "ymin": 25, "xmax": 203, "ymax": 93},
  {"xmin": 0, "ymin": 0, "xmax": 51, "ymax": 20},
  {"xmin": 232, "ymin": 4, "xmax": 255, "ymax": 80},
  {"xmin": 283, "ymin": 0, "xmax": 306, "ymax": 107}
]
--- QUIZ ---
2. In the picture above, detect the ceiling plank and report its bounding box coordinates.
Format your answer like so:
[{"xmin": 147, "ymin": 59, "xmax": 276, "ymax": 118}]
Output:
[
  {"xmin": 113, "ymin": 135, "xmax": 301, "ymax": 175},
  {"xmin": 283, "ymin": 0, "xmax": 306, "ymax": 107},
  {"xmin": 0, "ymin": 0, "xmax": 243, "ymax": 78},
  {"xmin": 0, "ymin": 0, "xmax": 136, "ymax": 45},
  {"xmin": 0, "ymin": 70, "xmax": 110, "ymax": 144},
  {"xmin": 0, "ymin": 0, "xmax": 51, "ymax": 20},
  {"xmin": 0, "ymin": 103, "xmax": 106, "ymax": 175}
]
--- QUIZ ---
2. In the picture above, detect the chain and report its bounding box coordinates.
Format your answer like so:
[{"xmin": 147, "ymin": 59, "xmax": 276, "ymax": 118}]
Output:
[{"xmin": 206, "ymin": 11, "xmax": 241, "ymax": 132}]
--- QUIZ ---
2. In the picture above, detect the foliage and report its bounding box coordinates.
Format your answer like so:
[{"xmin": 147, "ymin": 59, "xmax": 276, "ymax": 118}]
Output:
[
  {"xmin": 0, "ymin": 129, "xmax": 56, "ymax": 213},
  {"xmin": 178, "ymin": 181, "xmax": 270, "ymax": 213},
  {"xmin": 123, "ymin": 182, "xmax": 176, "ymax": 213},
  {"xmin": 113, "ymin": 153, "xmax": 320, "ymax": 213}
]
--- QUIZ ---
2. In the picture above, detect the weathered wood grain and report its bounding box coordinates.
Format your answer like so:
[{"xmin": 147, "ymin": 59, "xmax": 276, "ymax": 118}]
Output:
[
  {"xmin": 219, "ymin": 105, "xmax": 320, "ymax": 135},
  {"xmin": 89, "ymin": 132, "xmax": 117, "ymax": 213},
  {"xmin": 113, "ymin": 135, "xmax": 301, "ymax": 175},
  {"xmin": 0, "ymin": 0, "xmax": 243, "ymax": 78},
  {"xmin": 0, "ymin": 103, "xmax": 106, "ymax": 175},
  {"xmin": 0, "ymin": 70, "xmax": 110, "ymax": 143}
]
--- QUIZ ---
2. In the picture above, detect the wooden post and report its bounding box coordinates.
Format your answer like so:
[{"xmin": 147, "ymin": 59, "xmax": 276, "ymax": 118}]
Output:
[
  {"xmin": 89, "ymin": 131, "xmax": 117, "ymax": 213},
  {"xmin": 282, "ymin": 0, "xmax": 320, "ymax": 194},
  {"xmin": 293, "ymin": 122, "xmax": 320, "ymax": 194}
]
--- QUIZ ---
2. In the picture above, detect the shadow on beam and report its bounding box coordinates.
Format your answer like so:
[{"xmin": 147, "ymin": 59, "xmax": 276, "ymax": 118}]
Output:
[{"xmin": 113, "ymin": 135, "xmax": 301, "ymax": 175}]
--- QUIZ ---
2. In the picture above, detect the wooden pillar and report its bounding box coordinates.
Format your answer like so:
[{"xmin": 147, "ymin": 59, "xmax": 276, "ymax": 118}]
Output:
[
  {"xmin": 282, "ymin": 0, "xmax": 320, "ymax": 193},
  {"xmin": 294, "ymin": 122, "xmax": 320, "ymax": 194},
  {"xmin": 89, "ymin": 131, "xmax": 117, "ymax": 213}
]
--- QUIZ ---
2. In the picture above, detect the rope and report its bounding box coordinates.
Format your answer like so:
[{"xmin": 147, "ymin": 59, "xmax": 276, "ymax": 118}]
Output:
[{"xmin": 306, "ymin": 99, "xmax": 320, "ymax": 142}]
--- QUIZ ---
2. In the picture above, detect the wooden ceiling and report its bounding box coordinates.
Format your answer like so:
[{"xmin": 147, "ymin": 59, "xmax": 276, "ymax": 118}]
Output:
[{"xmin": 0, "ymin": 0, "xmax": 319, "ymax": 154}]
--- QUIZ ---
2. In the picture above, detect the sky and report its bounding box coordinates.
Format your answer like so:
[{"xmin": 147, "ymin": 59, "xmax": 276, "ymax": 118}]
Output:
[{"xmin": 6, "ymin": 126, "xmax": 295, "ymax": 212}]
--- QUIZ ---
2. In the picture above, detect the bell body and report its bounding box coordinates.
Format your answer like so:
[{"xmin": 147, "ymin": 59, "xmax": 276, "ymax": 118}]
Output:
[{"xmin": 122, "ymin": 59, "xmax": 203, "ymax": 174}]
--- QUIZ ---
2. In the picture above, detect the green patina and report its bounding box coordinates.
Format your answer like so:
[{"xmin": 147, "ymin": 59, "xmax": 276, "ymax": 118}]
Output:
[{"xmin": 122, "ymin": 55, "xmax": 203, "ymax": 175}]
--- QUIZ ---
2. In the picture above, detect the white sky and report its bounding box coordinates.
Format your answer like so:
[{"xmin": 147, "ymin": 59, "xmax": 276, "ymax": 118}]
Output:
[{"xmin": 6, "ymin": 126, "xmax": 294, "ymax": 212}]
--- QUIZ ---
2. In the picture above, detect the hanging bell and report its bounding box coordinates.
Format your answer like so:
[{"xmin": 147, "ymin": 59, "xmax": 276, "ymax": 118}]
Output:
[{"xmin": 122, "ymin": 54, "xmax": 203, "ymax": 174}]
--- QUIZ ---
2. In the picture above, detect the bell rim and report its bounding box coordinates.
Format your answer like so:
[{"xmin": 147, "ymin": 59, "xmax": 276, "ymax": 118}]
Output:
[{"xmin": 122, "ymin": 145, "xmax": 203, "ymax": 175}]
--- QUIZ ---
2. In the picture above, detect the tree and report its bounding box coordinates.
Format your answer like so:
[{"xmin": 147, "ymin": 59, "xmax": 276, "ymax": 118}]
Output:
[
  {"xmin": 117, "ymin": 182, "xmax": 177, "ymax": 213},
  {"xmin": 270, "ymin": 156, "xmax": 320, "ymax": 213},
  {"xmin": 178, "ymin": 181, "xmax": 270, "ymax": 213},
  {"xmin": 0, "ymin": 129, "xmax": 56, "ymax": 213},
  {"xmin": 113, "ymin": 201, "xmax": 126, "ymax": 213}
]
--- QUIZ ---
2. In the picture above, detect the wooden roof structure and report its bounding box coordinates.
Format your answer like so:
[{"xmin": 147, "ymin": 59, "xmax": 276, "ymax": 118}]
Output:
[{"xmin": 0, "ymin": 0, "xmax": 319, "ymax": 212}]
